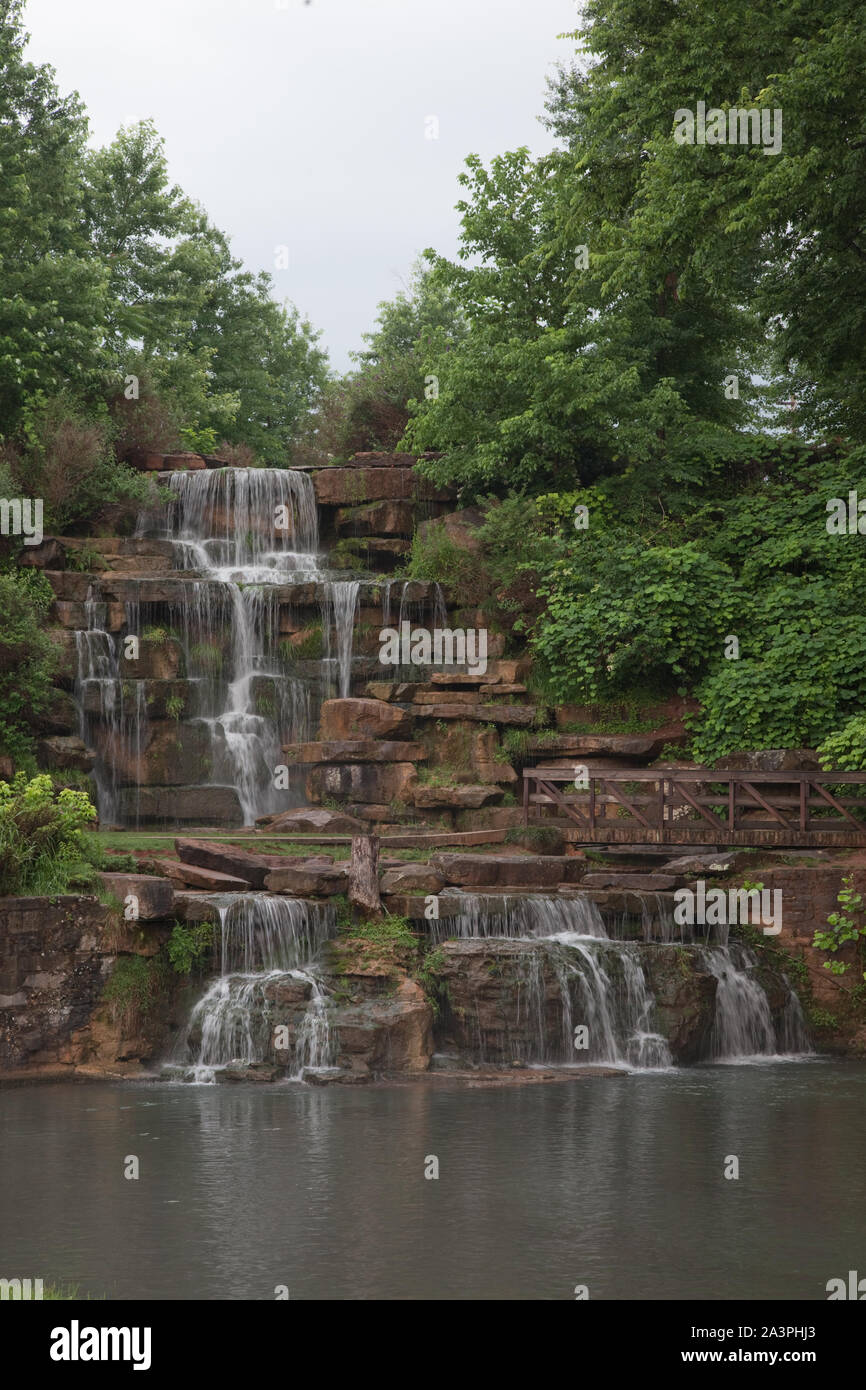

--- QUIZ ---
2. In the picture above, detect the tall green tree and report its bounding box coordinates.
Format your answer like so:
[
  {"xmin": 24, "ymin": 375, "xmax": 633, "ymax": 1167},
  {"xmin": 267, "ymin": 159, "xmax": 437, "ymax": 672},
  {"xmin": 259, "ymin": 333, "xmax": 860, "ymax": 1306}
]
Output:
[{"xmin": 0, "ymin": 0, "xmax": 108, "ymax": 430}]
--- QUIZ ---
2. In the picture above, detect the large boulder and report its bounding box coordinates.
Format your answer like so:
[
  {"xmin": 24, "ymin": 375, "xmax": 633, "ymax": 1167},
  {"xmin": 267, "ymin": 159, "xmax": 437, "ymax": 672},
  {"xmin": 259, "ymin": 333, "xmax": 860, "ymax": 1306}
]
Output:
[
  {"xmin": 319, "ymin": 698, "xmax": 413, "ymax": 741},
  {"xmin": 313, "ymin": 467, "xmax": 452, "ymax": 506}
]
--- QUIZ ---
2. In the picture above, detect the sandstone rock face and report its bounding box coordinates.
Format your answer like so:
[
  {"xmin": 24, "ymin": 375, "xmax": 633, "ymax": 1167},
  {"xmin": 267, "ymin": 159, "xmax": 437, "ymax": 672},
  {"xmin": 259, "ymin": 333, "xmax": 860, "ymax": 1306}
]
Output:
[
  {"xmin": 380, "ymin": 864, "xmax": 446, "ymax": 896},
  {"xmin": 0, "ymin": 895, "xmax": 179, "ymax": 1073},
  {"xmin": 174, "ymin": 839, "xmax": 273, "ymax": 890},
  {"xmin": 318, "ymin": 697, "xmax": 413, "ymax": 741},
  {"xmin": 122, "ymin": 637, "xmax": 183, "ymax": 682},
  {"xmin": 313, "ymin": 467, "xmax": 452, "ymax": 506},
  {"xmin": 30, "ymin": 688, "xmax": 78, "ymax": 735},
  {"xmin": 332, "ymin": 978, "xmax": 433, "ymax": 1076},
  {"xmin": 256, "ymin": 805, "xmax": 366, "ymax": 835},
  {"xmin": 417, "ymin": 506, "xmax": 485, "ymax": 555},
  {"xmin": 306, "ymin": 762, "xmax": 417, "ymax": 806},
  {"xmin": 335, "ymin": 501, "xmax": 417, "ymax": 536},
  {"xmin": 414, "ymin": 703, "xmax": 535, "ymax": 726},
  {"xmin": 97, "ymin": 873, "xmax": 174, "ymax": 920}
]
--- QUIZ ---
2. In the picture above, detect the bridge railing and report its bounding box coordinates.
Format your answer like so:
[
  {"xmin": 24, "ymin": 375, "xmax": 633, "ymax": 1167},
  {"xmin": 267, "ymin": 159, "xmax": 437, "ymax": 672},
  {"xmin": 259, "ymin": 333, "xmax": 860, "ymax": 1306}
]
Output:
[{"xmin": 521, "ymin": 767, "xmax": 866, "ymax": 843}]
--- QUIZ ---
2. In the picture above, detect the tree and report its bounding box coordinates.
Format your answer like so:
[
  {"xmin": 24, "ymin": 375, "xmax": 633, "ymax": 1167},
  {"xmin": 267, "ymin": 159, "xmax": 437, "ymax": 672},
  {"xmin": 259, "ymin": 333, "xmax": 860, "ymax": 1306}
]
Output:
[{"xmin": 0, "ymin": 0, "xmax": 108, "ymax": 430}]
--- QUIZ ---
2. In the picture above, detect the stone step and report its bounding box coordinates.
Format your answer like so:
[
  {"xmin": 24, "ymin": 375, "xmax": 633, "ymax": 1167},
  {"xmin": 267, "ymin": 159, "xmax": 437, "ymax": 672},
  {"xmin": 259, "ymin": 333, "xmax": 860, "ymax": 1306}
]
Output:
[
  {"xmin": 412, "ymin": 703, "xmax": 537, "ymax": 726},
  {"xmin": 581, "ymin": 872, "xmax": 682, "ymax": 891},
  {"xmin": 98, "ymin": 873, "xmax": 174, "ymax": 919}
]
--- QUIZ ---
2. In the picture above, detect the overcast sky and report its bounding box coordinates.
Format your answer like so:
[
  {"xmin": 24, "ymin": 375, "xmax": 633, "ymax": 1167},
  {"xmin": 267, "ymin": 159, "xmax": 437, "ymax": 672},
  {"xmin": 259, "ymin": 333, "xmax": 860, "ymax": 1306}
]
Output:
[{"xmin": 23, "ymin": 0, "xmax": 580, "ymax": 371}]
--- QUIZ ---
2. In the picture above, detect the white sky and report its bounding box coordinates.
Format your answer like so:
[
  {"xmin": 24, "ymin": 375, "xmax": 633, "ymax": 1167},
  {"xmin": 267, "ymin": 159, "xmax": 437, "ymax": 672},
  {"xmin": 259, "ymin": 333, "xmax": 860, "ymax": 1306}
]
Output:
[{"xmin": 23, "ymin": 0, "xmax": 579, "ymax": 370}]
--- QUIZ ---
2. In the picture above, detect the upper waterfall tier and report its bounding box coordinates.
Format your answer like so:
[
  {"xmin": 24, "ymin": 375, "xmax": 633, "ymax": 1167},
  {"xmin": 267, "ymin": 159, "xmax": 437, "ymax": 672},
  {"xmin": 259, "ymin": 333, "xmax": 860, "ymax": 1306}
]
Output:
[{"xmin": 166, "ymin": 467, "xmax": 321, "ymax": 579}]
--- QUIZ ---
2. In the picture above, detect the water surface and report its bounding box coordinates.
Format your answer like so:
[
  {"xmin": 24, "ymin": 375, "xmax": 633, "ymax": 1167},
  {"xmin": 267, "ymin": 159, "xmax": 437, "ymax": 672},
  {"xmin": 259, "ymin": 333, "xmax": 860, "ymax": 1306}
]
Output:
[{"xmin": 1, "ymin": 1062, "xmax": 863, "ymax": 1300}]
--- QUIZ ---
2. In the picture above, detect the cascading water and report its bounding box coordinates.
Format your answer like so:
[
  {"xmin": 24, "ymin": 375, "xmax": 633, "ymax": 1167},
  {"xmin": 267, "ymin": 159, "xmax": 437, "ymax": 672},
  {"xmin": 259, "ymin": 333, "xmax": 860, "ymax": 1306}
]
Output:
[
  {"xmin": 436, "ymin": 892, "xmax": 809, "ymax": 1068},
  {"xmin": 701, "ymin": 943, "xmax": 810, "ymax": 1061},
  {"xmin": 152, "ymin": 468, "xmax": 337, "ymax": 822},
  {"xmin": 173, "ymin": 894, "xmax": 337, "ymax": 1082},
  {"xmin": 321, "ymin": 580, "xmax": 360, "ymax": 698},
  {"xmin": 73, "ymin": 589, "xmax": 149, "ymax": 826}
]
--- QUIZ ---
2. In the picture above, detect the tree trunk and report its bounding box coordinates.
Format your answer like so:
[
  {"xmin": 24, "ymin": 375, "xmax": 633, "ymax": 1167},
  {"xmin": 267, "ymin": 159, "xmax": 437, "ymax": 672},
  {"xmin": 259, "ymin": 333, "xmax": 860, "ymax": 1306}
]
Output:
[{"xmin": 349, "ymin": 834, "xmax": 382, "ymax": 918}]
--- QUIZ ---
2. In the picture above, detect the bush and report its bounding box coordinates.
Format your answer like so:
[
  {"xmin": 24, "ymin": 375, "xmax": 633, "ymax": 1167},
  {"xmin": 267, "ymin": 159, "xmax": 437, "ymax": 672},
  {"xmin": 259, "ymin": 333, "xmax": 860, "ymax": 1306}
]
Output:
[
  {"xmin": 0, "ymin": 570, "xmax": 57, "ymax": 765},
  {"xmin": 108, "ymin": 374, "xmax": 184, "ymax": 459},
  {"xmin": 402, "ymin": 520, "xmax": 485, "ymax": 598},
  {"xmin": 817, "ymin": 717, "xmax": 866, "ymax": 772},
  {"xmin": 0, "ymin": 774, "xmax": 99, "ymax": 895},
  {"xmin": 17, "ymin": 395, "xmax": 151, "ymax": 532}
]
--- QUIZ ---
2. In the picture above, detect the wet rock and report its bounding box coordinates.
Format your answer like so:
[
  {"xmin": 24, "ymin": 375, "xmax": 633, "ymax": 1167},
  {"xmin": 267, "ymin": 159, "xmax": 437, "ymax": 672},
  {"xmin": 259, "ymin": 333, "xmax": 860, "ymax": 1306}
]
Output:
[
  {"xmin": 97, "ymin": 873, "xmax": 174, "ymax": 920},
  {"xmin": 262, "ymin": 976, "xmax": 313, "ymax": 1006},
  {"xmin": 122, "ymin": 637, "xmax": 183, "ymax": 682},
  {"xmin": 217, "ymin": 1061, "xmax": 278, "ymax": 1083},
  {"xmin": 330, "ymin": 977, "xmax": 433, "ymax": 1074},
  {"xmin": 16, "ymin": 538, "xmax": 66, "ymax": 569},
  {"xmin": 319, "ymin": 697, "xmax": 414, "ymax": 741}
]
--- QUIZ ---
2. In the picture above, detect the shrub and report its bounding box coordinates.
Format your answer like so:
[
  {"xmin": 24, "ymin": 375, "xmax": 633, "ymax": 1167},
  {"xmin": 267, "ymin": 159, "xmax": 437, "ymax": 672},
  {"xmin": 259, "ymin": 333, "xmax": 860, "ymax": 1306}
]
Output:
[
  {"xmin": 18, "ymin": 395, "xmax": 151, "ymax": 532},
  {"xmin": 0, "ymin": 774, "xmax": 99, "ymax": 895},
  {"xmin": 108, "ymin": 374, "xmax": 184, "ymax": 459},
  {"xmin": 166, "ymin": 920, "xmax": 215, "ymax": 975},
  {"xmin": 402, "ymin": 520, "xmax": 484, "ymax": 597},
  {"xmin": 817, "ymin": 717, "xmax": 866, "ymax": 772}
]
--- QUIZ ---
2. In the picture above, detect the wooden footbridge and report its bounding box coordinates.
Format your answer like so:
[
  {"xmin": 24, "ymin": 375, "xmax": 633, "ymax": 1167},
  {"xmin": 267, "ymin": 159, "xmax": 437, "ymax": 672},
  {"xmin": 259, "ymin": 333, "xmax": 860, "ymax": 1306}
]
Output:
[{"xmin": 522, "ymin": 768, "xmax": 866, "ymax": 848}]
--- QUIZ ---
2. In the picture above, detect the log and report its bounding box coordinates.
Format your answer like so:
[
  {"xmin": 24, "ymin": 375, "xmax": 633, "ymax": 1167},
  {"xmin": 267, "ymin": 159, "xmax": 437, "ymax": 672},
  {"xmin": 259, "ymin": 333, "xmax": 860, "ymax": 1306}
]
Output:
[{"xmin": 349, "ymin": 834, "xmax": 382, "ymax": 918}]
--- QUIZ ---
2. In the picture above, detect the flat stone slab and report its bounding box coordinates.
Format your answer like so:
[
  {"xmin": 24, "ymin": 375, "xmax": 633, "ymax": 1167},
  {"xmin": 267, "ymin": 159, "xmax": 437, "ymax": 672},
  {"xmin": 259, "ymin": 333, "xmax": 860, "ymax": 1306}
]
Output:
[
  {"xmin": 153, "ymin": 858, "xmax": 252, "ymax": 891},
  {"xmin": 414, "ymin": 704, "xmax": 536, "ymax": 726},
  {"xmin": 527, "ymin": 734, "xmax": 671, "ymax": 759},
  {"xmin": 283, "ymin": 740, "xmax": 425, "ymax": 764},
  {"xmin": 256, "ymin": 806, "xmax": 367, "ymax": 834},
  {"xmin": 380, "ymin": 864, "xmax": 445, "ymax": 895},
  {"xmin": 175, "ymin": 839, "xmax": 274, "ymax": 890}
]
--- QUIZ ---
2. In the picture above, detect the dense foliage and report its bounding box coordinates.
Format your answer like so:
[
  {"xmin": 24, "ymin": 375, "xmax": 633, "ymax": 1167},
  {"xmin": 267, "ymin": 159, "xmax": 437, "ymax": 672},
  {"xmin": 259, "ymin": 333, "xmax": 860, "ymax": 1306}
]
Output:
[{"xmin": 0, "ymin": 773, "xmax": 99, "ymax": 895}]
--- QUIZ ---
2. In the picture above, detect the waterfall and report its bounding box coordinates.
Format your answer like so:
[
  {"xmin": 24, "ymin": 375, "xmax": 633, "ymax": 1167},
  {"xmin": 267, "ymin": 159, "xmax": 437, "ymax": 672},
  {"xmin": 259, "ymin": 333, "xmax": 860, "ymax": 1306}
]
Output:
[
  {"xmin": 434, "ymin": 892, "xmax": 809, "ymax": 1068},
  {"xmin": 73, "ymin": 588, "xmax": 148, "ymax": 825},
  {"xmin": 321, "ymin": 580, "xmax": 360, "ymax": 698},
  {"xmin": 167, "ymin": 467, "xmax": 319, "ymax": 576},
  {"xmin": 701, "ymin": 944, "xmax": 811, "ymax": 1061},
  {"xmin": 173, "ymin": 895, "xmax": 337, "ymax": 1082},
  {"xmin": 138, "ymin": 467, "xmax": 341, "ymax": 823}
]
